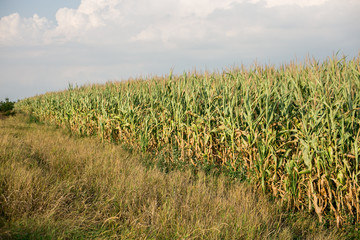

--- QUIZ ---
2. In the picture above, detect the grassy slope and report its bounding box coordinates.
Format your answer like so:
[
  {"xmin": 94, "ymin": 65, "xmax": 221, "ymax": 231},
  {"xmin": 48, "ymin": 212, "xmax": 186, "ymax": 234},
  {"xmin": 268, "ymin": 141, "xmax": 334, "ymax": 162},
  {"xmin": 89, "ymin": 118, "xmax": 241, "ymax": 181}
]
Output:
[
  {"xmin": 0, "ymin": 114, "xmax": 345, "ymax": 239},
  {"xmin": 17, "ymin": 56, "xmax": 360, "ymax": 226}
]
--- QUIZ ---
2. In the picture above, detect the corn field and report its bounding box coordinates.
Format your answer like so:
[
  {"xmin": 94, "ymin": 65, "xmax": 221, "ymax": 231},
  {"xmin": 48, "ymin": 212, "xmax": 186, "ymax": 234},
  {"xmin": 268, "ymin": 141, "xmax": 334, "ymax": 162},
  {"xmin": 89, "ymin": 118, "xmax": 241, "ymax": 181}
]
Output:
[{"xmin": 17, "ymin": 55, "xmax": 360, "ymax": 226}]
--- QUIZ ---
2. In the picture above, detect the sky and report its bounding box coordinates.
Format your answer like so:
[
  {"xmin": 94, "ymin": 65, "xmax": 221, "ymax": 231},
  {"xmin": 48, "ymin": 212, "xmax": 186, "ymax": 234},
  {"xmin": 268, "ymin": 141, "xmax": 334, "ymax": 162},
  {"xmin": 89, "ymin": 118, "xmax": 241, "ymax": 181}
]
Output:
[{"xmin": 0, "ymin": 0, "xmax": 359, "ymax": 101}]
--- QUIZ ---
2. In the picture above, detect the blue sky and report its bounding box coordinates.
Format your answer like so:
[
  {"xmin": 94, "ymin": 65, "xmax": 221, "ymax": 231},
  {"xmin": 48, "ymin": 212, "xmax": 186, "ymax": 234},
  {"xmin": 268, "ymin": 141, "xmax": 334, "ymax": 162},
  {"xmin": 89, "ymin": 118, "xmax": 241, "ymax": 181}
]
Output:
[
  {"xmin": 0, "ymin": 0, "xmax": 81, "ymax": 21},
  {"xmin": 0, "ymin": 0, "xmax": 359, "ymax": 101}
]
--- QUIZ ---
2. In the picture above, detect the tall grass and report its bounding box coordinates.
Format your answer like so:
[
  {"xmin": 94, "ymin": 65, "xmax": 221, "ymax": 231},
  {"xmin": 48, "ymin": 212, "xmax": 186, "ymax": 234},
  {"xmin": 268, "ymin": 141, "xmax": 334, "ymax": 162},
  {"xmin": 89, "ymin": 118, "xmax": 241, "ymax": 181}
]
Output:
[
  {"xmin": 1, "ymin": 114, "xmax": 343, "ymax": 239},
  {"xmin": 17, "ymin": 54, "xmax": 360, "ymax": 226}
]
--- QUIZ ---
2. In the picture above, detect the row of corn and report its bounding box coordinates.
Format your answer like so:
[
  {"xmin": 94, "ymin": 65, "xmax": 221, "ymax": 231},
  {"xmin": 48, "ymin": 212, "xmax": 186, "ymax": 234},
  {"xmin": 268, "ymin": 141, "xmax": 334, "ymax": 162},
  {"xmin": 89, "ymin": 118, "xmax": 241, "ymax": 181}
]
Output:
[{"xmin": 17, "ymin": 55, "xmax": 360, "ymax": 226}]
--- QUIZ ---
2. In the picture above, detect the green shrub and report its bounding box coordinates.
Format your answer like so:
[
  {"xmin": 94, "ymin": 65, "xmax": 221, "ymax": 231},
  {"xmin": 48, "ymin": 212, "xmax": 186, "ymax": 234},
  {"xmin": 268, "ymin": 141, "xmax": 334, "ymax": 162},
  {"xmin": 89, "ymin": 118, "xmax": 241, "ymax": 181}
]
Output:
[{"xmin": 0, "ymin": 98, "xmax": 15, "ymax": 116}]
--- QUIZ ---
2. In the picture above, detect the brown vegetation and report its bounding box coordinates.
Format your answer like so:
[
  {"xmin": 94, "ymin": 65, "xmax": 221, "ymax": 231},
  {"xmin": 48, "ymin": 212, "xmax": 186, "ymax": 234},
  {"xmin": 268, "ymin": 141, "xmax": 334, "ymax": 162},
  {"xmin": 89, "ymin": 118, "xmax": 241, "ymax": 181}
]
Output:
[
  {"xmin": 17, "ymin": 55, "xmax": 360, "ymax": 226},
  {"xmin": 0, "ymin": 114, "xmax": 345, "ymax": 239}
]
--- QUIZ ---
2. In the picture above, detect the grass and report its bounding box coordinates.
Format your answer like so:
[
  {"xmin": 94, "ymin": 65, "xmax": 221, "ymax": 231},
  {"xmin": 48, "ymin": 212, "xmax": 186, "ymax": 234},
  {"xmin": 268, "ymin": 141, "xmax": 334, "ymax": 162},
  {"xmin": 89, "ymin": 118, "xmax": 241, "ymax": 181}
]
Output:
[
  {"xmin": 0, "ymin": 113, "xmax": 348, "ymax": 239},
  {"xmin": 16, "ymin": 55, "xmax": 360, "ymax": 226}
]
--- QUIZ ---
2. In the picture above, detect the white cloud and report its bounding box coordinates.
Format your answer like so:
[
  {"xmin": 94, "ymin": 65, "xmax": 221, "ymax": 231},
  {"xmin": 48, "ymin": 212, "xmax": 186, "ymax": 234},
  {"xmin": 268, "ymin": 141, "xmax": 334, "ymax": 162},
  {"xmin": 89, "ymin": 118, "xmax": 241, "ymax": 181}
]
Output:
[
  {"xmin": 0, "ymin": 13, "xmax": 51, "ymax": 45},
  {"xmin": 0, "ymin": 0, "xmax": 337, "ymax": 46},
  {"xmin": 44, "ymin": 0, "xmax": 124, "ymax": 43},
  {"xmin": 129, "ymin": 0, "xmax": 248, "ymax": 45},
  {"xmin": 0, "ymin": 0, "xmax": 358, "ymax": 49},
  {"xmin": 1, "ymin": 0, "xmax": 359, "ymax": 101},
  {"xmin": 0, "ymin": 0, "xmax": 125, "ymax": 45},
  {"xmin": 175, "ymin": 0, "xmax": 242, "ymax": 17},
  {"xmin": 261, "ymin": 0, "xmax": 329, "ymax": 8}
]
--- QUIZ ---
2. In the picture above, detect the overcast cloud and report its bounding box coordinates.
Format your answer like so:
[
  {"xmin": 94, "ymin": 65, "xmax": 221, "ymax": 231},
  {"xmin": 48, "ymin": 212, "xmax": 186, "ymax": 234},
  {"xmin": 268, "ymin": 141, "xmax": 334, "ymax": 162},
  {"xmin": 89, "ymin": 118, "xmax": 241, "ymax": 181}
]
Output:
[{"xmin": 0, "ymin": 0, "xmax": 359, "ymax": 101}]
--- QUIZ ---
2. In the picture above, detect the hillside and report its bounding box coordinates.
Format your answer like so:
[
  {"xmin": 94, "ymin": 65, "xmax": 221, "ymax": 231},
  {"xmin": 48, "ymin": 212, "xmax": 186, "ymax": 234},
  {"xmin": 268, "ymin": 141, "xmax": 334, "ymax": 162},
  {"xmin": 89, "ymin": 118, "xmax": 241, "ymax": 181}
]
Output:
[
  {"xmin": 16, "ymin": 55, "xmax": 360, "ymax": 228},
  {"xmin": 0, "ymin": 113, "xmax": 345, "ymax": 239}
]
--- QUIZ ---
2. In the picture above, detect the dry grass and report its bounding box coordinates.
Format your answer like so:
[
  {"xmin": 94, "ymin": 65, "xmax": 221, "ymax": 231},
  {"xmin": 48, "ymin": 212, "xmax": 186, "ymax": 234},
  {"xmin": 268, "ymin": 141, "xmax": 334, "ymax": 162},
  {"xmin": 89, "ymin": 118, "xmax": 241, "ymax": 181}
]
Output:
[
  {"xmin": 0, "ymin": 113, "xmax": 7, "ymax": 120},
  {"xmin": 17, "ymin": 55, "xmax": 360, "ymax": 225},
  {"xmin": 0, "ymin": 114, "xmax": 345, "ymax": 239}
]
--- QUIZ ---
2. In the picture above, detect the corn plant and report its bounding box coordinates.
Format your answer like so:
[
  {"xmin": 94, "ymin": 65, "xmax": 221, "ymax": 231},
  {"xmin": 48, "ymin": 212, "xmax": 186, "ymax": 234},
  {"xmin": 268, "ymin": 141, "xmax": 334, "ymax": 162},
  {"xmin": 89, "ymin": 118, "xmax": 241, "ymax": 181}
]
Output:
[{"xmin": 17, "ymin": 54, "xmax": 360, "ymax": 226}]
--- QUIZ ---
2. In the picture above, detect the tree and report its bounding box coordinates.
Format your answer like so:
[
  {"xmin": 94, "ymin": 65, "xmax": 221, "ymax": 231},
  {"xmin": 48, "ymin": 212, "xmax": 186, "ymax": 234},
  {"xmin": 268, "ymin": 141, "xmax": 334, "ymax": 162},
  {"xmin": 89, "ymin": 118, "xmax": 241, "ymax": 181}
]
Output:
[{"xmin": 0, "ymin": 98, "xmax": 15, "ymax": 116}]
